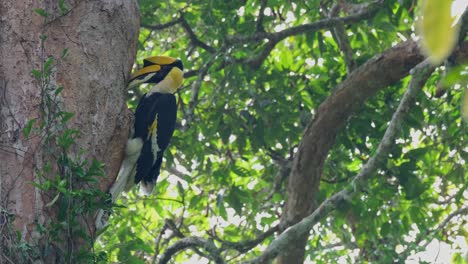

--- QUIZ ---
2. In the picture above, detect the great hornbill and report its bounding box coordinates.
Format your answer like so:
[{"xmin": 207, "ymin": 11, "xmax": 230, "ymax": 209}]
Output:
[
  {"xmin": 96, "ymin": 56, "xmax": 184, "ymax": 229},
  {"xmin": 110, "ymin": 55, "xmax": 184, "ymax": 200}
]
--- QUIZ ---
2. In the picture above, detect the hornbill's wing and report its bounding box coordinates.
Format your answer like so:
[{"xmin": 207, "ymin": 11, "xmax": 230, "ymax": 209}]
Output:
[{"xmin": 134, "ymin": 93, "xmax": 177, "ymax": 185}]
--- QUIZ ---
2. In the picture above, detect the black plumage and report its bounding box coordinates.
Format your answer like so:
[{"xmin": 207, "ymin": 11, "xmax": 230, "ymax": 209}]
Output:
[
  {"xmin": 133, "ymin": 92, "xmax": 177, "ymax": 186},
  {"xmin": 96, "ymin": 56, "xmax": 183, "ymax": 229}
]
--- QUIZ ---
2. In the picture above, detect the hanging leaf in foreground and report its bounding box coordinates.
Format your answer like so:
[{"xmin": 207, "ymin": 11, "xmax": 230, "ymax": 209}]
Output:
[{"xmin": 417, "ymin": 0, "xmax": 460, "ymax": 64}]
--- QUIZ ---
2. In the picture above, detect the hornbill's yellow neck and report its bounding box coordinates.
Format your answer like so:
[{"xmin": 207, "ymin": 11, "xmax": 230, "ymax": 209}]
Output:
[{"xmin": 148, "ymin": 67, "xmax": 184, "ymax": 95}]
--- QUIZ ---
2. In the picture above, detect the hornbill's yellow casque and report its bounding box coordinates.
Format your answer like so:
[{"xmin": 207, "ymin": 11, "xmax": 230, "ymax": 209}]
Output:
[{"xmin": 110, "ymin": 56, "xmax": 184, "ymax": 201}]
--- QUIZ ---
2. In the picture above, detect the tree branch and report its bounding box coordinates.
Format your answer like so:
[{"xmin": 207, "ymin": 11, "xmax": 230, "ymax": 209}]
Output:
[
  {"xmin": 261, "ymin": 149, "xmax": 293, "ymax": 202},
  {"xmin": 255, "ymin": 0, "xmax": 268, "ymax": 32},
  {"xmin": 158, "ymin": 237, "xmax": 225, "ymax": 264},
  {"xmin": 141, "ymin": 13, "xmax": 216, "ymax": 54},
  {"xmin": 229, "ymin": 0, "xmax": 381, "ymax": 70},
  {"xmin": 457, "ymin": 7, "xmax": 468, "ymax": 44},
  {"xmin": 245, "ymin": 59, "xmax": 436, "ymax": 264},
  {"xmin": 209, "ymin": 225, "xmax": 280, "ymax": 253},
  {"xmin": 179, "ymin": 12, "xmax": 216, "ymax": 53},
  {"xmin": 156, "ymin": 1, "xmax": 382, "ymax": 82},
  {"xmin": 183, "ymin": 54, "xmax": 217, "ymax": 129},
  {"xmin": 328, "ymin": 3, "xmax": 357, "ymax": 73},
  {"xmin": 152, "ymin": 222, "xmax": 169, "ymax": 264},
  {"xmin": 226, "ymin": 0, "xmax": 382, "ymax": 45},
  {"xmin": 183, "ymin": 69, "xmax": 199, "ymax": 79},
  {"xmin": 141, "ymin": 18, "xmax": 182, "ymax": 30}
]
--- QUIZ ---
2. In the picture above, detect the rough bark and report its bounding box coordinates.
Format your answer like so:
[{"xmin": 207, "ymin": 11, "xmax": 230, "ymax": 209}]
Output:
[
  {"xmin": 0, "ymin": 0, "xmax": 138, "ymax": 262},
  {"xmin": 277, "ymin": 41, "xmax": 425, "ymax": 263}
]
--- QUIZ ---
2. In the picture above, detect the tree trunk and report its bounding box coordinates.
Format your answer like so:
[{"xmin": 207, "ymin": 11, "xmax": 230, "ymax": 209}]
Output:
[{"xmin": 0, "ymin": 0, "xmax": 138, "ymax": 262}]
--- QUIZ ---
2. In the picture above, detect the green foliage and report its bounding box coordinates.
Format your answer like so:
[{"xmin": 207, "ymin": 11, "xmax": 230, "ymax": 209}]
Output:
[
  {"xmin": 98, "ymin": 0, "xmax": 468, "ymax": 263},
  {"xmin": 58, "ymin": 0, "xmax": 70, "ymax": 15},
  {"xmin": 34, "ymin": 8, "xmax": 48, "ymax": 18}
]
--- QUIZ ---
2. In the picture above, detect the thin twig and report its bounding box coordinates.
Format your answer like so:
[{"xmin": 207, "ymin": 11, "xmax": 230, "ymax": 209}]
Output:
[
  {"xmin": 179, "ymin": 12, "xmax": 215, "ymax": 53},
  {"xmin": 328, "ymin": 3, "xmax": 357, "ymax": 73},
  {"xmin": 183, "ymin": 55, "xmax": 217, "ymax": 129},
  {"xmin": 226, "ymin": 1, "xmax": 382, "ymax": 44},
  {"xmin": 255, "ymin": 0, "xmax": 268, "ymax": 32},
  {"xmin": 141, "ymin": 18, "xmax": 182, "ymax": 30},
  {"xmin": 158, "ymin": 237, "xmax": 225, "ymax": 264},
  {"xmin": 209, "ymin": 224, "xmax": 280, "ymax": 253}
]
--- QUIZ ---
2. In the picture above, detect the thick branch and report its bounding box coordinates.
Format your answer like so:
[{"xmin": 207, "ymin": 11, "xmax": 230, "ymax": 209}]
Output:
[
  {"xmin": 277, "ymin": 40, "xmax": 424, "ymax": 262},
  {"xmin": 158, "ymin": 237, "xmax": 224, "ymax": 264},
  {"xmin": 247, "ymin": 59, "xmax": 436, "ymax": 264}
]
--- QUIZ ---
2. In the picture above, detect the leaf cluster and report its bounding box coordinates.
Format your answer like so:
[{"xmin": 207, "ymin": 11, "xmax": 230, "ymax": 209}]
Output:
[{"xmin": 99, "ymin": 0, "xmax": 468, "ymax": 263}]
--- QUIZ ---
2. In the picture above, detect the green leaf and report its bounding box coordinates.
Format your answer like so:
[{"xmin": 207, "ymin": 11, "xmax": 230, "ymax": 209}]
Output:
[
  {"xmin": 29, "ymin": 181, "xmax": 48, "ymax": 191},
  {"xmin": 462, "ymin": 87, "xmax": 468, "ymax": 123},
  {"xmin": 59, "ymin": 111, "xmax": 75, "ymax": 124},
  {"xmin": 226, "ymin": 190, "xmax": 243, "ymax": 215},
  {"xmin": 189, "ymin": 195, "xmax": 202, "ymax": 209},
  {"xmin": 55, "ymin": 86, "xmax": 64, "ymax": 96},
  {"xmin": 31, "ymin": 69, "xmax": 41, "ymax": 80},
  {"xmin": 61, "ymin": 48, "xmax": 69, "ymax": 58},
  {"xmin": 58, "ymin": 0, "xmax": 69, "ymax": 14},
  {"xmin": 451, "ymin": 252, "xmax": 465, "ymax": 264},
  {"xmin": 44, "ymin": 57, "xmax": 54, "ymax": 75},
  {"xmin": 400, "ymin": 173, "xmax": 426, "ymax": 200},
  {"xmin": 232, "ymin": 165, "xmax": 249, "ymax": 177},
  {"xmin": 454, "ymin": 183, "xmax": 468, "ymax": 204},
  {"xmin": 404, "ymin": 147, "xmax": 429, "ymax": 160},
  {"xmin": 23, "ymin": 118, "xmax": 36, "ymax": 138},
  {"xmin": 380, "ymin": 222, "xmax": 391, "ymax": 237},
  {"xmin": 418, "ymin": 0, "xmax": 459, "ymax": 64},
  {"xmin": 183, "ymin": 174, "xmax": 193, "ymax": 184},
  {"xmin": 57, "ymin": 196, "xmax": 69, "ymax": 221},
  {"xmin": 87, "ymin": 159, "xmax": 105, "ymax": 178},
  {"xmin": 34, "ymin": 8, "xmax": 48, "ymax": 18},
  {"xmin": 176, "ymin": 181, "xmax": 184, "ymax": 197},
  {"xmin": 216, "ymin": 194, "xmax": 227, "ymax": 219},
  {"xmin": 153, "ymin": 200, "xmax": 164, "ymax": 215},
  {"xmin": 57, "ymin": 128, "xmax": 79, "ymax": 150},
  {"xmin": 45, "ymin": 193, "xmax": 60, "ymax": 207}
]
